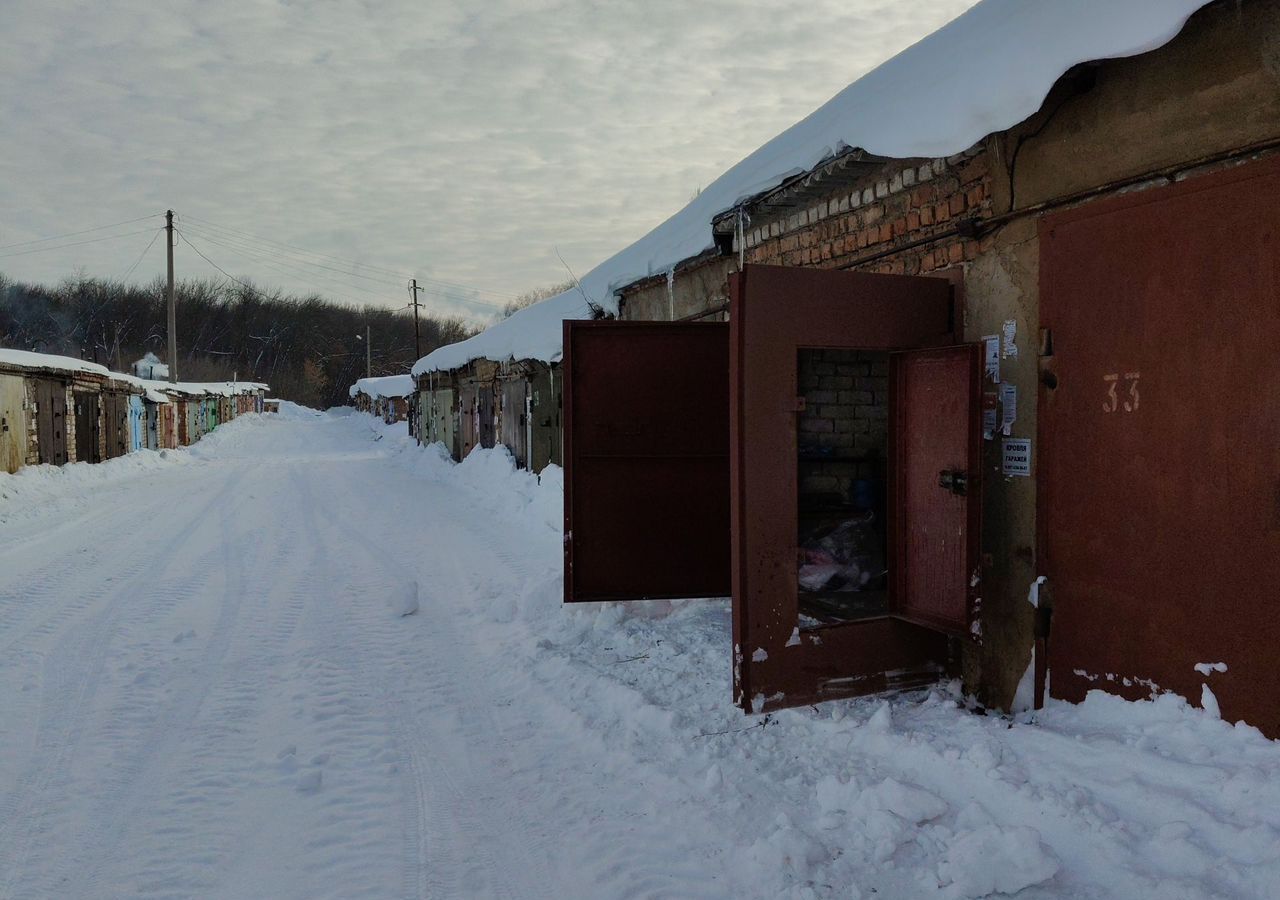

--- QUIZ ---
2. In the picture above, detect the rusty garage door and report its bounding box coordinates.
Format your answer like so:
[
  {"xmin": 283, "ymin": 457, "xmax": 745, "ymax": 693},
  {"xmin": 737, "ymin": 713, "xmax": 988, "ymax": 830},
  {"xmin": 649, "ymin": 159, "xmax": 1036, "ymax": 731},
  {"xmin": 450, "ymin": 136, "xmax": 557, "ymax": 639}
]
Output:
[
  {"xmin": 74, "ymin": 391, "xmax": 101, "ymax": 464},
  {"xmin": 35, "ymin": 378, "xmax": 69, "ymax": 466},
  {"xmin": 563, "ymin": 320, "xmax": 730, "ymax": 603},
  {"xmin": 731, "ymin": 265, "xmax": 979, "ymax": 713},
  {"xmin": 1040, "ymin": 154, "xmax": 1280, "ymax": 737}
]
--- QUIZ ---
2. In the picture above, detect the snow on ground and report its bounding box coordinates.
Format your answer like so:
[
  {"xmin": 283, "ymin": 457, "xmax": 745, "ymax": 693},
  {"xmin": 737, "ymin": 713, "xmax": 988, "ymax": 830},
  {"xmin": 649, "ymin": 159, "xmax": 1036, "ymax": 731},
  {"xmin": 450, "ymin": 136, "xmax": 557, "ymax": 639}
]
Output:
[{"xmin": 1, "ymin": 410, "xmax": 1278, "ymax": 899}]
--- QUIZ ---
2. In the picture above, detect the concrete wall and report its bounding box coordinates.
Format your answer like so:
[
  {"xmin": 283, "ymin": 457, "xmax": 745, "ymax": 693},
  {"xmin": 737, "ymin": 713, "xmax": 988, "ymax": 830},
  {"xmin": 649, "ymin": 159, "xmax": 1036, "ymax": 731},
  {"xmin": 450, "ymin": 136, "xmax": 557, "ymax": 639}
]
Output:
[{"xmin": 613, "ymin": 0, "xmax": 1280, "ymax": 710}]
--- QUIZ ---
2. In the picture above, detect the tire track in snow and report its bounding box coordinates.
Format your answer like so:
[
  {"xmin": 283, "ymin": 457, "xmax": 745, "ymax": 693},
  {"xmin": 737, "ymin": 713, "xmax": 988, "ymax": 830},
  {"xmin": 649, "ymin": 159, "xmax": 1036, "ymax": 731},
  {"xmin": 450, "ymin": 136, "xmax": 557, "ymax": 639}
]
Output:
[{"xmin": 0, "ymin": 465, "xmax": 248, "ymax": 898}]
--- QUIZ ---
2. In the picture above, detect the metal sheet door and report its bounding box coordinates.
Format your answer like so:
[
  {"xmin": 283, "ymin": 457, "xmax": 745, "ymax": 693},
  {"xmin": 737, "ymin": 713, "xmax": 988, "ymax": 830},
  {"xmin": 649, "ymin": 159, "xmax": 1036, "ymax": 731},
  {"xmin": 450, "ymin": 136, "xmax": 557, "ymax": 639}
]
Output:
[
  {"xmin": 478, "ymin": 384, "xmax": 495, "ymax": 449},
  {"xmin": 0, "ymin": 374, "xmax": 26, "ymax": 474},
  {"xmin": 563, "ymin": 320, "xmax": 730, "ymax": 603},
  {"xmin": 730, "ymin": 264, "xmax": 959, "ymax": 712},
  {"xmin": 34, "ymin": 379, "xmax": 68, "ymax": 465},
  {"xmin": 1040, "ymin": 155, "xmax": 1280, "ymax": 736},
  {"xmin": 890, "ymin": 346, "xmax": 982, "ymax": 634},
  {"xmin": 74, "ymin": 392, "xmax": 101, "ymax": 464},
  {"xmin": 502, "ymin": 379, "xmax": 528, "ymax": 467}
]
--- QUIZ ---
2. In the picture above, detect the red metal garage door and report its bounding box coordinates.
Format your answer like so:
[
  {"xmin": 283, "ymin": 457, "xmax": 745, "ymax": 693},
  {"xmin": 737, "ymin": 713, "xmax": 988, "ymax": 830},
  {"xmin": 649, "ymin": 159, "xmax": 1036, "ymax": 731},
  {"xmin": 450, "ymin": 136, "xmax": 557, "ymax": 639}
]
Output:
[
  {"xmin": 730, "ymin": 265, "xmax": 979, "ymax": 712},
  {"xmin": 1039, "ymin": 155, "xmax": 1280, "ymax": 737},
  {"xmin": 563, "ymin": 320, "xmax": 730, "ymax": 603}
]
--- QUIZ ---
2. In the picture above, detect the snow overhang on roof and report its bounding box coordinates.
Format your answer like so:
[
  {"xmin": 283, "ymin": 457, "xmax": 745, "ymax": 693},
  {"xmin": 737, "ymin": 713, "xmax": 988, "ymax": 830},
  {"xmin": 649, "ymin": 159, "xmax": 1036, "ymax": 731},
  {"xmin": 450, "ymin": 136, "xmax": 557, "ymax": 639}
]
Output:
[
  {"xmin": 349, "ymin": 374, "xmax": 415, "ymax": 400},
  {"xmin": 412, "ymin": 0, "xmax": 1212, "ymax": 376},
  {"xmin": 0, "ymin": 348, "xmax": 111, "ymax": 378}
]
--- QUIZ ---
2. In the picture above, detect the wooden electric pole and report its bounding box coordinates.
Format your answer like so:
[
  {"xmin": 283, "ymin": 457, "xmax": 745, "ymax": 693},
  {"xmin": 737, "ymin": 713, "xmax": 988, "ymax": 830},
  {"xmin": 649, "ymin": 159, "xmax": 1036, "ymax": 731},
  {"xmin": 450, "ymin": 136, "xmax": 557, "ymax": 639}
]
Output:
[
  {"xmin": 166, "ymin": 210, "xmax": 177, "ymax": 383},
  {"xmin": 408, "ymin": 279, "xmax": 424, "ymax": 360},
  {"xmin": 365, "ymin": 324, "xmax": 371, "ymax": 378}
]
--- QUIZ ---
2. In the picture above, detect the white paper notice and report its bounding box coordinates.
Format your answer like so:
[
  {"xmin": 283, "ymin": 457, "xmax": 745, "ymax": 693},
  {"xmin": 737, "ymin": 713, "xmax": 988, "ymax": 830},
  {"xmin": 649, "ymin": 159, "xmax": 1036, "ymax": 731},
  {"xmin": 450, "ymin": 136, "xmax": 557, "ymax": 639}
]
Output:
[
  {"xmin": 1002, "ymin": 319, "xmax": 1019, "ymax": 359},
  {"xmin": 983, "ymin": 407, "xmax": 997, "ymax": 441},
  {"xmin": 1002, "ymin": 438, "xmax": 1031, "ymax": 476},
  {"xmin": 1000, "ymin": 383, "xmax": 1017, "ymax": 436},
  {"xmin": 983, "ymin": 335, "xmax": 1000, "ymax": 383}
]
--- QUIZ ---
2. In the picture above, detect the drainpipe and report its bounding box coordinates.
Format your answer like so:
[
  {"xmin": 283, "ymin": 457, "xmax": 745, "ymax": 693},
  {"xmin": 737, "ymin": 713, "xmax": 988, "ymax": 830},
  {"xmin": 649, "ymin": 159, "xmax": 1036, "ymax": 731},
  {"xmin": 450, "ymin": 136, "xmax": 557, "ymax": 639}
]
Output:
[{"xmin": 525, "ymin": 383, "xmax": 533, "ymax": 472}]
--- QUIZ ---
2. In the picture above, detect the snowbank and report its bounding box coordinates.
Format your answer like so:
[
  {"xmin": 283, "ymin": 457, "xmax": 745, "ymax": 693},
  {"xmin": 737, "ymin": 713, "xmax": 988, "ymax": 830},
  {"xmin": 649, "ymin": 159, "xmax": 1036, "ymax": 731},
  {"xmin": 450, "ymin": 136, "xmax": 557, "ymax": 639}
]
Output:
[{"xmin": 413, "ymin": 0, "xmax": 1211, "ymax": 374}]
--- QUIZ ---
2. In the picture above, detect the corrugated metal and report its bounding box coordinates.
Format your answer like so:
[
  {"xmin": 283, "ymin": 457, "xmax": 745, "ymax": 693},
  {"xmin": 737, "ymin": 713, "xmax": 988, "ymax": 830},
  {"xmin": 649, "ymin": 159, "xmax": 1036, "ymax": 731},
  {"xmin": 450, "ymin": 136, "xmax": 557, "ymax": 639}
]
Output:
[
  {"xmin": 563, "ymin": 320, "xmax": 730, "ymax": 603},
  {"xmin": 729, "ymin": 265, "xmax": 959, "ymax": 712},
  {"xmin": 1040, "ymin": 153, "xmax": 1280, "ymax": 737},
  {"xmin": 0, "ymin": 374, "xmax": 26, "ymax": 474}
]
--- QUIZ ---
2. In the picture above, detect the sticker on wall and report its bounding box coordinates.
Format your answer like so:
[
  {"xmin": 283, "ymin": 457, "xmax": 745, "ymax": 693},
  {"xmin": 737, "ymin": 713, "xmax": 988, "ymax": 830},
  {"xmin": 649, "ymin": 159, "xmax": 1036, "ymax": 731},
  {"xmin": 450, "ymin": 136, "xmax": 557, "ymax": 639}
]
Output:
[
  {"xmin": 1002, "ymin": 319, "xmax": 1019, "ymax": 359},
  {"xmin": 982, "ymin": 394, "xmax": 998, "ymax": 441},
  {"xmin": 1000, "ymin": 383, "xmax": 1017, "ymax": 436},
  {"xmin": 1002, "ymin": 438, "xmax": 1032, "ymax": 476},
  {"xmin": 983, "ymin": 335, "xmax": 1001, "ymax": 383}
]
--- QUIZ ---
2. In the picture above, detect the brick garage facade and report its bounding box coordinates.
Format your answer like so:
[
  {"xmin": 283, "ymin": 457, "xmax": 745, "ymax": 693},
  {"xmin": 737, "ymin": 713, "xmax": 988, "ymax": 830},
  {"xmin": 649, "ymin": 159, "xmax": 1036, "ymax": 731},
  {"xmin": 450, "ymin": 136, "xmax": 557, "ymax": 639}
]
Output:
[{"xmin": 741, "ymin": 149, "xmax": 993, "ymax": 278}]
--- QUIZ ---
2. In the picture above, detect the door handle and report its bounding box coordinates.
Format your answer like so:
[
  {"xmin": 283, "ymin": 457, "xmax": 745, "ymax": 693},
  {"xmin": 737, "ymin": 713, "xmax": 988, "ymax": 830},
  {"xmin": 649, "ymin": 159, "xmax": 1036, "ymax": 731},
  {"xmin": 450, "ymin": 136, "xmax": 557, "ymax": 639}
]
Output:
[{"xmin": 938, "ymin": 470, "xmax": 968, "ymax": 496}]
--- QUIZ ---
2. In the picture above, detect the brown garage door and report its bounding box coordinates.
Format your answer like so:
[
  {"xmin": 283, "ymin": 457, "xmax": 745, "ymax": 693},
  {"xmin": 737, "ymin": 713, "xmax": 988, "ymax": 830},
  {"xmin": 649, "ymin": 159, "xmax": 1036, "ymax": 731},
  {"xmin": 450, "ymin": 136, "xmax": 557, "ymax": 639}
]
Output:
[{"xmin": 1040, "ymin": 155, "xmax": 1280, "ymax": 737}]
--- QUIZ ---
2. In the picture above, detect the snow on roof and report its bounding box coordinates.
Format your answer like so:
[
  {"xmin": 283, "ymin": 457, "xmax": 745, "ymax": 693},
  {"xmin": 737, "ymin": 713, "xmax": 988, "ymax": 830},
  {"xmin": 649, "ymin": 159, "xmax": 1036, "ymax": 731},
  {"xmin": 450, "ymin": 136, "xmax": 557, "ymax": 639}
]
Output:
[
  {"xmin": 0, "ymin": 349, "xmax": 266, "ymax": 400},
  {"xmin": 349, "ymin": 374, "xmax": 415, "ymax": 400},
  {"xmin": 413, "ymin": 0, "xmax": 1210, "ymax": 375},
  {"xmin": 0, "ymin": 348, "xmax": 111, "ymax": 378}
]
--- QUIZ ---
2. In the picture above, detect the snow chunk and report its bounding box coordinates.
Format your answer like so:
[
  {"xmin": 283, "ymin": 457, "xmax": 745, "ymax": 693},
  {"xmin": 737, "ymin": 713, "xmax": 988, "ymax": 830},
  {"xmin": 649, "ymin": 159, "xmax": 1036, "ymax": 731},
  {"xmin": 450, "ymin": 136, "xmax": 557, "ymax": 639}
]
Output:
[
  {"xmin": 1200, "ymin": 684, "xmax": 1221, "ymax": 719},
  {"xmin": 752, "ymin": 647, "xmax": 768, "ymax": 662},
  {"xmin": 938, "ymin": 825, "xmax": 1059, "ymax": 897},
  {"xmin": 1194, "ymin": 662, "xmax": 1227, "ymax": 676}
]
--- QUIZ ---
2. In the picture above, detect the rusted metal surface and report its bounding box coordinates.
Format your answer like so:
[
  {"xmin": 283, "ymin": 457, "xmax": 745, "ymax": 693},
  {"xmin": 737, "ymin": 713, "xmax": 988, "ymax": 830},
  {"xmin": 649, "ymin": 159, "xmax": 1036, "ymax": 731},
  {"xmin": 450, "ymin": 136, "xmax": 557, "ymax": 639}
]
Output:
[
  {"xmin": 478, "ymin": 383, "xmax": 496, "ymax": 450},
  {"xmin": 34, "ymin": 379, "xmax": 68, "ymax": 466},
  {"xmin": 74, "ymin": 391, "xmax": 100, "ymax": 464},
  {"xmin": 563, "ymin": 320, "xmax": 730, "ymax": 603},
  {"xmin": 730, "ymin": 264, "xmax": 961, "ymax": 712},
  {"xmin": 1039, "ymin": 154, "xmax": 1280, "ymax": 737},
  {"xmin": 102, "ymin": 391, "xmax": 131, "ymax": 459},
  {"xmin": 458, "ymin": 383, "xmax": 477, "ymax": 456},
  {"xmin": 890, "ymin": 345, "xmax": 982, "ymax": 634},
  {"xmin": 501, "ymin": 378, "xmax": 527, "ymax": 467},
  {"xmin": 528, "ymin": 364, "xmax": 560, "ymax": 473},
  {"xmin": 0, "ymin": 374, "xmax": 26, "ymax": 473}
]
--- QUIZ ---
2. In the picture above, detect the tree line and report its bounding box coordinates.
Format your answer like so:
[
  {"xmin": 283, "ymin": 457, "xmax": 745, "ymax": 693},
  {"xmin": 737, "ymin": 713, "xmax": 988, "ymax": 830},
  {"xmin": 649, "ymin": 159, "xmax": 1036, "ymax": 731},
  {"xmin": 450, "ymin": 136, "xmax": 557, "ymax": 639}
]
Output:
[{"xmin": 0, "ymin": 272, "xmax": 476, "ymax": 408}]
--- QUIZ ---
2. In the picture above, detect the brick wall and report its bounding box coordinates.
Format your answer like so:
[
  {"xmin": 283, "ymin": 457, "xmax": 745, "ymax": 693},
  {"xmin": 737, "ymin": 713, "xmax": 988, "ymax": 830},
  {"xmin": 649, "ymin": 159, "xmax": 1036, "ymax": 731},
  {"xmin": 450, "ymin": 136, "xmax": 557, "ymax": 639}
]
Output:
[
  {"xmin": 797, "ymin": 349, "xmax": 888, "ymax": 501},
  {"xmin": 742, "ymin": 148, "xmax": 995, "ymax": 278}
]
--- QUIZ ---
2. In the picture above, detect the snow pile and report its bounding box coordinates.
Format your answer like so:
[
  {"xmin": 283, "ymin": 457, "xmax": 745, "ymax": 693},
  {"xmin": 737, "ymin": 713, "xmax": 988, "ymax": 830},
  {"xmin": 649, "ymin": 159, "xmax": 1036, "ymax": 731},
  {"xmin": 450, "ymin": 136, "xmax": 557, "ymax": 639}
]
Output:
[
  {"xmin": 414, "ymin": 0, "xmax": 1211, "ymax": 374},
  {"xmin": 348, "ymin": 373, "xmax": 414, "ymax": 400},
  {"xmin": 132, "ymin": 351, "xmax": 169, "ymax": 380}
]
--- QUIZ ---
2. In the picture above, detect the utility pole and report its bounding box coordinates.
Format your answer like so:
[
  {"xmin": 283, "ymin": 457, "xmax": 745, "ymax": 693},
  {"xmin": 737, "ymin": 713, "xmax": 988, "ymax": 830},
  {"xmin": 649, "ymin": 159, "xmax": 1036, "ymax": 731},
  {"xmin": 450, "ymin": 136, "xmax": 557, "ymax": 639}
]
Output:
[
  {"xmin": 408, "ymin": 279, "xmax": 424, "ymax": 360},
  {"xmin": 166, "ymin": 210, "xmax": 177, "ymax": 383},
  {"xmin": 365, "ymin": 324, "xmax": 371, "ymax": 378}
]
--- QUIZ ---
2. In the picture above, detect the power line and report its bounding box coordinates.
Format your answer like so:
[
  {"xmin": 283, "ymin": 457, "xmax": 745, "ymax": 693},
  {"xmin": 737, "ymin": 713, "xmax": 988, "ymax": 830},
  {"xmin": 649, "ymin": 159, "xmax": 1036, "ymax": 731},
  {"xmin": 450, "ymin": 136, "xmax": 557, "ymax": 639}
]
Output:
[
  {"xmin": 179, "ymin": 222, "xmax": 406, "ymax": 289},
  {"xmin": 0, "ymin": 214, "xmax": 159, "ymax": 251},
  {"xmin": 119, "ymin": 228, "xmax": 164, "ymax": 281},
  {"xmin": 179, "ymin": 224, "xmax": 504, "ymax": 314},
  {"xmin": 178, "ymin": 226, "xmax": 398, "ymax": 306},
  {"xmin": 180, "ymin": 212, "xmax": 520, "ymax": 302},
  {"xmin": 0, "ymin": 228, "xmax": 157, "ymax": 259}
]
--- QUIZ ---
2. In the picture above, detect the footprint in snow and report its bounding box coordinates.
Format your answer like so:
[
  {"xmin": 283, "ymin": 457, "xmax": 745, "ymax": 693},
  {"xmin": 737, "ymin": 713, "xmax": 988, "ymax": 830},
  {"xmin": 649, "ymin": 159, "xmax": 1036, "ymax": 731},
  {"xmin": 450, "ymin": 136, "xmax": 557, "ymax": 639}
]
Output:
[{"xmin": 296, "ymin": 770, "xmax": 323, "ymax": 793}]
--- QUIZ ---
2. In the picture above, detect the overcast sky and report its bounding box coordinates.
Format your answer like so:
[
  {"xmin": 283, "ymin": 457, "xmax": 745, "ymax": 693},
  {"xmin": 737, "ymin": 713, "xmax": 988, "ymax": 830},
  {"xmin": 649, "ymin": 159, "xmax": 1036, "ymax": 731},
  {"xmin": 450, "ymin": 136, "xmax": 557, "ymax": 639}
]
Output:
[{"xmin": 0, "ymin": 0, "xmax": 977, "ymax": 323}]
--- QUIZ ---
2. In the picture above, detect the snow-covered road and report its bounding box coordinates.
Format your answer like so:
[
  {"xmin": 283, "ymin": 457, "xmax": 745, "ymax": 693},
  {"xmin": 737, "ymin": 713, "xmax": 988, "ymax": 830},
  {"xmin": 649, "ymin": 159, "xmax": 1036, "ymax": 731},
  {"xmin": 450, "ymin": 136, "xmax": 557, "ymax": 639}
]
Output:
[{"xmin": 2, "ymin": 409, "xmax": 1279, "ymax": 899}]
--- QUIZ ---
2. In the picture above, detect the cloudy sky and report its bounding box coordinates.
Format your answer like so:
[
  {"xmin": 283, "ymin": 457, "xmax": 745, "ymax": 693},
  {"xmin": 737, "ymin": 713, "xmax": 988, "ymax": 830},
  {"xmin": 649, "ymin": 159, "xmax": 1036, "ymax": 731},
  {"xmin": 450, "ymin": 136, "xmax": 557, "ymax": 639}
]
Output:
[{"xmin": 0, "ymin": 0, "xmax": 977, "ymax": 323}]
